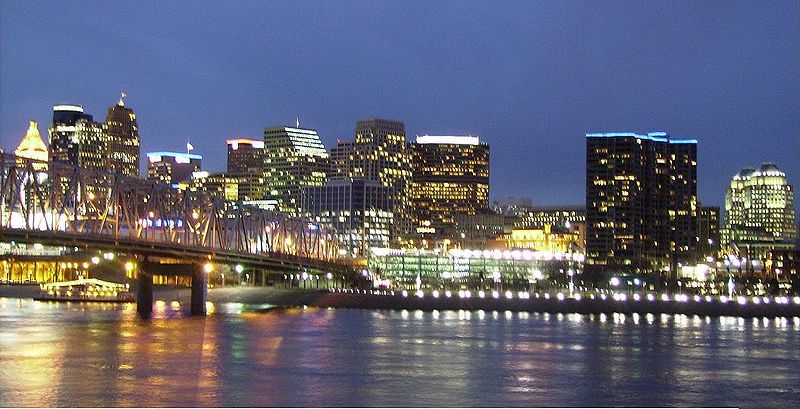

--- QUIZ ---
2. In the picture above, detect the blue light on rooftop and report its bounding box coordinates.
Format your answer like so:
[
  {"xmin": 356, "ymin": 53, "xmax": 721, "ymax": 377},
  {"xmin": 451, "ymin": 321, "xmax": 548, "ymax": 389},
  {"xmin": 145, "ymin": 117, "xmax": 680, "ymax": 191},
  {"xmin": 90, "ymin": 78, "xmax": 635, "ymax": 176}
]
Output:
[
  {"xmin": 585, "ymin": 132, "xmax": 696, "ymax": 144},
  {"xmin": 146, "ymin": 151, "xmax": 203, "ymax": 160}
]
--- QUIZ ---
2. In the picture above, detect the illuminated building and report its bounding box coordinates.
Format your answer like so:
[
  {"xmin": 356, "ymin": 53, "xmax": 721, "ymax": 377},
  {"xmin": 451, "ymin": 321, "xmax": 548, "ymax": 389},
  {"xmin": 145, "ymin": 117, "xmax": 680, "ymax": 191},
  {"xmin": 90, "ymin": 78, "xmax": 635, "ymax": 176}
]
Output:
[
  {"xmin": 48, "ymin": 104, "xmax": 109, "ymax": 171},
  {"xmin": 330, "ymin": 119, "xmax": 412, "ymax": 244},
  {"xmin": 15, "ymin": 120, "xmax": 48, "ymax": 170},
  {"xmin": 190, "ymin": 171, "xmax": 239, "ymax": 201},
  {"xmin": 765, "ymin": 249, "xmax": 799, "ymax": 282},
  {"xmin": 585, "ymin": 131, "xmax": 697, "ymax": 280},
  {"xmin": 488, "ymin": 225, "xmax": 582, "ymax": 254},
  {"xmin": 227, "ymin": 138, "xmax": 264, "ymax": 174},
  {"xmin": 105, "ymin": 94, "xmax": 140, "ymax": 176},
  {"xmin": 722, "ymin": 163, "xmax": 796, "ymax": 259},
  {"xmin": 263, "ymin": 126, "xmax": 328, "ymax": 216},
  {"xmin": 411, "ymin": 135, "xmax": 490, "ymax": 244},
  {"xmin": 227, "ymin": 138, "xmax": 266, "ymax": 200},
  {"xmin": 454, "ymin": 210, "xmax": 506, "ymax": 249},
  {"xmin": 146, "ymin": 152, "xmax": 202, "ymax": 185},
  {"xmin": 368, "ymin": 247, "xmax": 581, "ymax": 290},
  {"xmin": 303, "ymin": 179, "xmax": 394, "ymax": 258}
]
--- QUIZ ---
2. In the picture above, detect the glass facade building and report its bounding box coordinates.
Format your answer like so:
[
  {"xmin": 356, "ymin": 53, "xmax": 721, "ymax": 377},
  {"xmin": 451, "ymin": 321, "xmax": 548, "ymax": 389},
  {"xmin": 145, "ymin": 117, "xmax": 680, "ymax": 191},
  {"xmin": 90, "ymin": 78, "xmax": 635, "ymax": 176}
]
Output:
[
  {"xmin": 330, "ymin": 119, "xmax": 412, "ymax": 244},
  {"xmin": 48, "ymin": 104, "xmax": 109, "ymax": 172}
]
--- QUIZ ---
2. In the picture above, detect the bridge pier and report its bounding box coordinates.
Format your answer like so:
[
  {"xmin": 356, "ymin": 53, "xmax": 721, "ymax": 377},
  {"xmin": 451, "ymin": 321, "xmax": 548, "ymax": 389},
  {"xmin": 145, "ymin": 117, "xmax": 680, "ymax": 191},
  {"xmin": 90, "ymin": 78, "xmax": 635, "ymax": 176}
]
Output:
[
  {"xmin": 137, "ymin": 271, "xmax": 153, "ymax": 319},
  {"xmin": 191, "ymin": 268, "xmax": 207, "ymax": 316}
]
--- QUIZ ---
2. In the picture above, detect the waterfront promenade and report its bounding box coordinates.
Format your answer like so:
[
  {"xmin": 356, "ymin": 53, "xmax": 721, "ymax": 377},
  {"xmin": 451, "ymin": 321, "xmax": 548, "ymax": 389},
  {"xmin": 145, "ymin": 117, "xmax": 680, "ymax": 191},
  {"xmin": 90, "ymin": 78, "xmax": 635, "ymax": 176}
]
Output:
[{"xmin": 4, "ymin": 284, "xmax": 797, "ymax": 318}]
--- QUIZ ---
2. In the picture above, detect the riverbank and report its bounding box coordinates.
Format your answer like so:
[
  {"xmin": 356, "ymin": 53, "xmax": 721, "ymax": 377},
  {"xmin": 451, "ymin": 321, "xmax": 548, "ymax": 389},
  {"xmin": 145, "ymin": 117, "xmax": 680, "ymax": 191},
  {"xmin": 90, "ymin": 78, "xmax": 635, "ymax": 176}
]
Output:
[{"xmin": 3, "ymin": 284, "xmax": 800, "ymax": 317}]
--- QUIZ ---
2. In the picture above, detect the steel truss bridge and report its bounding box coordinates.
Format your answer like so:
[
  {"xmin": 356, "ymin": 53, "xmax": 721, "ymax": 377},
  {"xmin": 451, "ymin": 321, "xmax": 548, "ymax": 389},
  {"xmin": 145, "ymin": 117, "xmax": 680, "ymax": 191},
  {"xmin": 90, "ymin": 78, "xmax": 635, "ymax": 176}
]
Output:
[{"xmin": 0, "ymin": 153, "xmax": 348, "ymax": 275}]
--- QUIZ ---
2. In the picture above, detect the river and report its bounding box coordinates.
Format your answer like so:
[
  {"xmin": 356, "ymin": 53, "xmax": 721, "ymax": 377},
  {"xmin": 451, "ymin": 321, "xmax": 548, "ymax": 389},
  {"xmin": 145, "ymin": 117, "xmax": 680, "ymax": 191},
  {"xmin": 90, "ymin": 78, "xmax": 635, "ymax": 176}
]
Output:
[{"xmin": 1, "ymin": 298, "xmax": 798, "ymax": 407}]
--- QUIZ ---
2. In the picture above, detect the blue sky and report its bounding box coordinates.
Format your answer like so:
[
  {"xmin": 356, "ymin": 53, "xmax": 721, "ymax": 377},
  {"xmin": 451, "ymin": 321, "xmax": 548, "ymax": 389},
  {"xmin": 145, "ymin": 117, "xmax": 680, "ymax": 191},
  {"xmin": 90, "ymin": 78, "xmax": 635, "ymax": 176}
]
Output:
[{"xmin": 1, "ymin": 1, "xmax": 797, "ymax": 209}]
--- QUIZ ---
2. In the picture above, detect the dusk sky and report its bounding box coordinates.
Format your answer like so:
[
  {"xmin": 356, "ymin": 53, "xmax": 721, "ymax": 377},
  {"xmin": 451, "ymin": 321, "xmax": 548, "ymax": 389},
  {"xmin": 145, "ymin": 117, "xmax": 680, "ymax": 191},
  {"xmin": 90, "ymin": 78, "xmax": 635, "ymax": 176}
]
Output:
[{"xmin": 1, "ymin": 1, "xmax": 797, "ymax": 209}]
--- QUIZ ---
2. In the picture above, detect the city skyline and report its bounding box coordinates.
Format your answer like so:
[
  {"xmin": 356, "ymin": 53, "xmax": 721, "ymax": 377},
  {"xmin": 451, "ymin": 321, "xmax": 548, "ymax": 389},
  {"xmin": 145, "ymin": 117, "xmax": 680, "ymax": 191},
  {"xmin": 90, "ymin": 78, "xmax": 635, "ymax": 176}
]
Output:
[{"xmin": 1, "ymin": 1, "xmax": 798, "ymax": 210}]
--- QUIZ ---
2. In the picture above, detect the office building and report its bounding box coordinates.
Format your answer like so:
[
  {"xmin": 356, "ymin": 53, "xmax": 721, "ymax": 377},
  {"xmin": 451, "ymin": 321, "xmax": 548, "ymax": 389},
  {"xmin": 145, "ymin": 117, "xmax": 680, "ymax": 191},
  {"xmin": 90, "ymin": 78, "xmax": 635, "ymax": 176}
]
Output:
[
  {"xmin": 330, "ymin": 119, "xmax": 412, "ymax": 244},
  {"xmin": 697, "ymin": 205, "xmax": 720, "ymax": 261},
  {"xmin": 146, "ymin": 152, "xmax": 202, "ymax": 185},
  {"xmin": 722, "ymin": 163, "xmax": 796, "ymax": 259},
  {"xmin": 105, "ymin": 94, "xmax": 140, "ymax": 177},
  {"xmin": 263, "ymin": 126, "xmax": 328, "ymax": 216},
  {"xmin": 411, "ymin": 135, "xmax": 490, "ymax": 243},
  {"xmin": 585, "ymin": 131, "xmax": 698, "ymax": 280},
  {"xmin": 303, "ymin": 179, "xmax": 394, "ymax": 258},
  {"xmin": 227, "ymin": 138, "xmax": 264, "ymax": 174},
  {"xmin": 48, "ymin": 104, "xmax": 109, "ymax": 171}
]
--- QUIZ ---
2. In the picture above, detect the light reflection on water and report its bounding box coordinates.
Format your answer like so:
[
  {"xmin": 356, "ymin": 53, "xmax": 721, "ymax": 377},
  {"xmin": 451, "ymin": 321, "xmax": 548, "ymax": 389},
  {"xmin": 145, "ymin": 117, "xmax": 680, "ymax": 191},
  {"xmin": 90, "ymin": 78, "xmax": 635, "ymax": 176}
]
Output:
[{"xmin": 0, "ymin": 297, "xmax": 799, "ymax": 407}]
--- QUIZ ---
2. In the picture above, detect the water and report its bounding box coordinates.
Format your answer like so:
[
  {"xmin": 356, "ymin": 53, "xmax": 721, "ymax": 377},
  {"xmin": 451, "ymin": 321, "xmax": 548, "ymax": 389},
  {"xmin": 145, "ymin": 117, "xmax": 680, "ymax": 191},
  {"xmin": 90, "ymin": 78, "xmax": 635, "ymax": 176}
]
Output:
[{"xmin": 1, "ymin": 298, "xmax": 799, "ymax": 408}]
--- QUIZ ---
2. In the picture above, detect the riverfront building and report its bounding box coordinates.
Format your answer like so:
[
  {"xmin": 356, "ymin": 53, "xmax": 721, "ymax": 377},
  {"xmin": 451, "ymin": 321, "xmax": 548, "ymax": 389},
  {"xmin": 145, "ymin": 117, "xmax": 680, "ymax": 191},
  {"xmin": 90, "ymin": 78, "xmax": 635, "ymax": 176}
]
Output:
[
  {"xmin": 722, "ymin": 163, "xmax": 797, "ymax": 259},
  {"xmin": 585, "ymin": 131, "xmax": 698, "ymax": 280},
  {"xmin": 368, "ymin": 247, "xmax": 581, "ymax": 291},
  {"xmin": 303, "ymin": 179, "xmax": 394, "ymax": 258},
  {"xmin": 146, "ymin": 152, "xmax": 202, "ymax": 185},
  {"xmin": 263, "ymin": 126, "xmax": 328, "ymax": 216},
  {"xmin": 330, "ymin": 119, "xmax": 412, "ymax": 244},
  {"xmin": 104, "ymin": 94, "xmax": 141, "ymax": 177},
  {"xmin": 411, "ymin": 135, "xmax": 490, "ymax": 244}
]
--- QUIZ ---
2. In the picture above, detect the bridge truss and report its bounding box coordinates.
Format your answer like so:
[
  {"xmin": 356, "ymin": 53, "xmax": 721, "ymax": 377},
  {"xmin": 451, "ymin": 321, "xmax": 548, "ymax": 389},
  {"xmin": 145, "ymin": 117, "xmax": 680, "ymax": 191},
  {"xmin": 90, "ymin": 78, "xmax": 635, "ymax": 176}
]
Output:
[{"xmin": 0, "ymin": 153, "xmax": 339, "ymax": 264}]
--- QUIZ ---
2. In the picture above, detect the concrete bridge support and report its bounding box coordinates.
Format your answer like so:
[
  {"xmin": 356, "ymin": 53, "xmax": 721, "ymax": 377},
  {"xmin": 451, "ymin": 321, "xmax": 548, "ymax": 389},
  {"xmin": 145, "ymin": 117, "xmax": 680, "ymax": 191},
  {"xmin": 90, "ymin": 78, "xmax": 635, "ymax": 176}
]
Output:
[
  {"xmin": 191, "ymin": 268, "xmax": 207, "ymax": 316},
  {"xmin": 137, "ymin": 272, "xmax": 153, "ymax": 319}
]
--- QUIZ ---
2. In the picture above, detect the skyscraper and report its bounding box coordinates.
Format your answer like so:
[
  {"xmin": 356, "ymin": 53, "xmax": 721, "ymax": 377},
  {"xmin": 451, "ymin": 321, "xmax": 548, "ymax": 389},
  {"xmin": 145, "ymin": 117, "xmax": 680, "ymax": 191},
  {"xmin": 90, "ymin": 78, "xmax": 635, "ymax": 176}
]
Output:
[
  {"xmin": 263, "ymin": 126, "xmax": 328, "ymax": 215},
  {"xmin": 227, "ymin": 138, "xmax": 264, "ymax": 174},
  {"xmin": 330, "ymin": 119, "xmax": 412, "ymax": 244},
  {"xmin": 585, "ymin": 131, "xmax": 697, "ymax": 281},
  {"xmin": 105, "ymin": 93, "xmax": 141, "ymax": 177},
  {"xmin": 723, "ymin": 163, "xmax": 796, "ymax": 258},
  {"xmin": 48, "ymin": 104, "xmax": 109, "ymax": 171},
  {"xmin": 410, "ymin": 135, "xmax": 490, "ymax": 245}
]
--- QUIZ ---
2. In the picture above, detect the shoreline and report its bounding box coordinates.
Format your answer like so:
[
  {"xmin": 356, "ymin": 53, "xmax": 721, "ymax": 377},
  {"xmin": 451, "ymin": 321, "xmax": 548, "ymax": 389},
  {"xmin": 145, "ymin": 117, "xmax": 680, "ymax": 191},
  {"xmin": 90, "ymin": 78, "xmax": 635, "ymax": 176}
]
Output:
[{"xmin": 2, "ymin": 284, "xmax": 799, "ymax": 318}]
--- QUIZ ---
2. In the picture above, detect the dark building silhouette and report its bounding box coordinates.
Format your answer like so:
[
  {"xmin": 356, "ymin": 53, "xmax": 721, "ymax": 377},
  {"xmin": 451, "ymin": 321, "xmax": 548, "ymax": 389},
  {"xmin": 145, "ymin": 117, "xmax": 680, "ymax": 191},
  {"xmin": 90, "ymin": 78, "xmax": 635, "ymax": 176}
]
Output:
[
  {"xmin": 48, "ymin": 104, "xmax": 107, "ymax": 171},
  {"xmin": 585, "ymin": 132, "xmax": 697, "ymax": 281}
]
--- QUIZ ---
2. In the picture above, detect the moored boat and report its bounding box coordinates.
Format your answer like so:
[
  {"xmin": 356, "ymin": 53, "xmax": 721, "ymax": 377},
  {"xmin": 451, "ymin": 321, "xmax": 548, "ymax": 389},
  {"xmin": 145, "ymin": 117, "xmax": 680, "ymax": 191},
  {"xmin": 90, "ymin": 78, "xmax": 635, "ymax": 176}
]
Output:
[{"xmin": 35, "ymin": 278, "xmax": 134, "ymax": 302}]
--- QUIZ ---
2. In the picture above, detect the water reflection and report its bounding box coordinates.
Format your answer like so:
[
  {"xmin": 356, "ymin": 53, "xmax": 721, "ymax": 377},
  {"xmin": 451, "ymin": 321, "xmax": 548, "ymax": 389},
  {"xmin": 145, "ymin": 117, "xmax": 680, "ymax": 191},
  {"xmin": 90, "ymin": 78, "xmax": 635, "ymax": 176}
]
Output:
[{"xmin": 0, "ymin": 299, "xmax": 799, "ymax": 407}]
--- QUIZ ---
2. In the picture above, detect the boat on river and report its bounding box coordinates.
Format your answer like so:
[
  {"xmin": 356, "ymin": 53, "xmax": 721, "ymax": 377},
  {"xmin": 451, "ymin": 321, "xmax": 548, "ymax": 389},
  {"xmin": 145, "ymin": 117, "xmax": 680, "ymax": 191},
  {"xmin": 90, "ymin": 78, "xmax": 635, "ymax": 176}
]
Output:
[{"xmin": 34, "ymin": 278, "xmax": 134, "ymax": 302}]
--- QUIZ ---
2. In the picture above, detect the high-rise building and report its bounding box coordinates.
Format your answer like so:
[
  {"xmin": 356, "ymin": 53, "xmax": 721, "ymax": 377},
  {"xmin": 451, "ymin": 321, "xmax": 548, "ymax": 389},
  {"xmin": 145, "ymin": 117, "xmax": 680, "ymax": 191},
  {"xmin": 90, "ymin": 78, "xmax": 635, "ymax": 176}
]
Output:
[
  {"xmin": 585, "ymin": 131, "xmax": 698, "ymax": 281},
  {"xmin": 263, "ymin": 126, "xmax": 328, "ymax": 215},
  {"xmin": 303, "ymin": 179, "xmax": 394, "ymax": 257},
  {"xmin": 410, "ymin": 135, "xmax": 490, "ymax": 244},
  {"xmin": 146, "ymin": 152, "xmax": 202, "ymax": 185},
  {"xmin": 105, "ymin": 94, "xmax": 140, "ymax": 177},
  {"xmin": 330, "ymin": 119, "xmax": 412, "ymax": 244},
  {"xmin": 48, "ymin": 104, "xmax": 109, "ymax": 171},
  {"xmin": 15, "ymin": 120, "xmax": 48, "ymax": 170},
  {"xmin": 227, "ymin": 138, "xmax": 264, "ymax": 174},
  {"xmin": 722, "ymin": 163, "xmax": 796, "ymax": 258}
]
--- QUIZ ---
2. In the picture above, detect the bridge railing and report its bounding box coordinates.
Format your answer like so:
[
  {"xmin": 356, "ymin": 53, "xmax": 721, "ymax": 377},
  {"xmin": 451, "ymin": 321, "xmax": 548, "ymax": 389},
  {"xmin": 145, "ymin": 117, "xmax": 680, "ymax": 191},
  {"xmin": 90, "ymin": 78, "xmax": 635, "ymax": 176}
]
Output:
[{"xmin": 0, "ymin": 153, "xmax": 339, "ymax": 262}]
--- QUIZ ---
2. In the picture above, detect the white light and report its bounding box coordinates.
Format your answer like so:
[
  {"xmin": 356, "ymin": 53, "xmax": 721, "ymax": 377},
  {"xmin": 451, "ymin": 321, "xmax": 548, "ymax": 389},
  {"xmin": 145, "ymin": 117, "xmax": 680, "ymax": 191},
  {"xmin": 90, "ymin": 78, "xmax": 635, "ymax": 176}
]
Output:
[
  {"xmin": 544, "ymin": 293, "xmax": 551, "ymax": 300},
  {"xmin": 617, "ymin": 293, "xmax": 627, "ymax": 301},
  {"xmin": 432, "ymin": 290, "xmax": 440, "ymax": 298},
  {"xmin": 705, "ymin": 296, "xmax": 712, "ymax": 302},
  {"xmin": 762, "ymin": 297, "xmax": 770, "ymax": 304},
  {"xmin": 633, "ymin": 293, "xmax": 641, "ymax": 301},
  {"xmin": 573, "ymin": 293, "xmax": 582, "ymax": 301},
  {"xmin": 416, "ymin": 290, "xmax": 424, "ymax": 298},
  {"xmin": 458, "ymin": 290, "xmax": 465, "ymax": 298},
  {"xmin": 234, "ymin": 264, "xmax": 244, "ymax": 273},
  {"xmin": 492, "ymin": 291, "xmax": 500, "ymax": 299},
  {"xmin": 794, "ymin": 297, "xmax": 800, "ymax": 304},
  {"xmin": 415, "ymin": 135, "xmax": 480, "ymax": 145},
  {"xmin": 610, "ymin": 277, "xmax": 620, "ymax": 286},
  {"xmin": 661, "ymin": 294, "xmax": 670, "ymax": 302},
  {"xmin": 402, "ymin": 290, "xmax": 408, "ymax": 298},
  {"xmin": 478, "ymin": 291, "xmax": 486, "ymax": 299},
  {"xmin": 752, "ymin": 297, "xmax": 760, "ymax": 304},
  {"xmin": 505, "ymin": 291, "xmax": 513, "ymax": 299},
  {"xmin": 720, "ymin": 296, "xmax": 728, "ymax": 303},
  {"xmin": 557, "ymin": 293, "xmax": 565, "ymax": 301},
  {"xmin": 737, "ymin": 296, "xmax": 747, "ymax": 305},
  {"xmin": 464, "ymin": 290, "xmax": 471, "ymax": 299},
  {"xmin": 600, "ymin": 294, "xmax": 607, "ymax": 300},
  {"xmin": 693, "ymin": 295, "xmax": 701, "ymax": 302},
  {"xmin": 646, "ymin": 294, "xmax": 655, "ymax": 302},
  {"xmin": 445, "ymin": 290, "xmax": 452, "ymax": 298}
]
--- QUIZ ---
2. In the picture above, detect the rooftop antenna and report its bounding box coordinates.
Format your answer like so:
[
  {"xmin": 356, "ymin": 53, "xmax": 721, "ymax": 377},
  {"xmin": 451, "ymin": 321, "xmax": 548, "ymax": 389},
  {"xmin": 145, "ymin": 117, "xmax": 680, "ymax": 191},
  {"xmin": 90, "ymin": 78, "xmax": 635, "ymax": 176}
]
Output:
[
  {"xmin": 296, "ymin": 115, "xmax": 300, "ymax": 128},
  {"xmin": 118, "ymin": 91, "xmax": 127, "ymax": 107}
]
